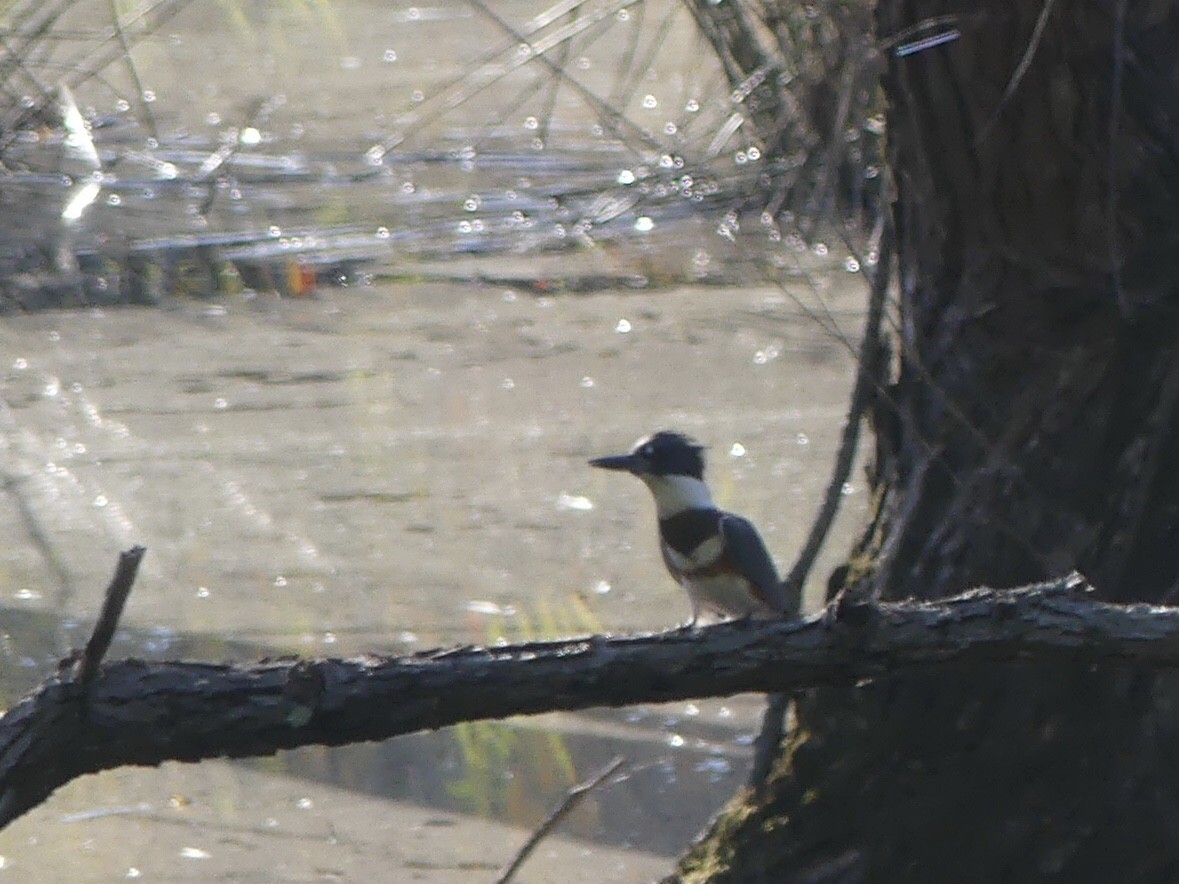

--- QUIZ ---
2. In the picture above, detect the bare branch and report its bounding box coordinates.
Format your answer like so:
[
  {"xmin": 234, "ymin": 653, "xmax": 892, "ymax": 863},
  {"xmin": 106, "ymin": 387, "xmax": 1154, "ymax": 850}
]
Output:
[
  {"xmin": 750, "ymin": 218, "xmax": 894, "ymax": 790},
  {"xmin": 495, "ymin": 755, "xmax": 625, "ymax": 884},
  {"xmin": 4, "ymin": 574, "xmax": 1179, "ymax": 829}
]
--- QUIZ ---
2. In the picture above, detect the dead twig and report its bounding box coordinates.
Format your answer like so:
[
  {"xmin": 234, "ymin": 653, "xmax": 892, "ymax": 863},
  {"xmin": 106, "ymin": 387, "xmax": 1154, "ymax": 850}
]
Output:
[
  {"xmin": 749, "ymin": 218, "xmax": 894, "ymax": 790},
  {"xmin": 781, "ymin": 216, "xmax": 894, "ymax": 613},
  {"xmin": 77, "ymin": 546, "xmax": 146, "ymax": 686},
  {"xmin": 494, "ymin": 755, "xmax": 625, "ymax": 884}
]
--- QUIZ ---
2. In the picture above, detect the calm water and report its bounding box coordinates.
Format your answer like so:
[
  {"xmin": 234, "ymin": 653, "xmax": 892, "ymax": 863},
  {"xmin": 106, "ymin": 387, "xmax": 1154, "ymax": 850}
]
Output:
[{"xmin": 0, "ymin": 1, "xmax": 871, "ymax": 880}]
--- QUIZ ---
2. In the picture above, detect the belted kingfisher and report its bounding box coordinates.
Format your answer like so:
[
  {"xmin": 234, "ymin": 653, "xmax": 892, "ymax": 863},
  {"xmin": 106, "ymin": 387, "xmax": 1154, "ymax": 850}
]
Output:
[{"xmin": 590, "ymin": 430, "xmax": 786, "ymax": 625}]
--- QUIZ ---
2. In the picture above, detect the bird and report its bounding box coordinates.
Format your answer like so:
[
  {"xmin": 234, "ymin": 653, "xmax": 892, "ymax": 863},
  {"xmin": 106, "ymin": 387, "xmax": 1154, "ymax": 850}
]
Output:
[{"xmin": 590, "ymin": 430, "xmax": 786, "ymax": 625}]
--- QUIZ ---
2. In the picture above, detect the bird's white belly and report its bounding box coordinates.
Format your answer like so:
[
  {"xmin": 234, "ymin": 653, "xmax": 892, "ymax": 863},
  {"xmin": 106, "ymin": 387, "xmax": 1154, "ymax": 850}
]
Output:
[{"xmin": 682, "ymin": 573, "xmax": 770, "ymax": 620}]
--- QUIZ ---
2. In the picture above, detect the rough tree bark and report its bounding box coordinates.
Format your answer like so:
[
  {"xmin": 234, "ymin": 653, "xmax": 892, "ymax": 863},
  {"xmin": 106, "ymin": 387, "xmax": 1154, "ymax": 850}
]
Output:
[
  {"xmin": 13, "ymin": 572, "xmax": 1179, "ymax": 831},
  {"xmin": 14, "ymin": 571, "xmax": 1179, "ymax": 831},
  {"xmin": 675, "ymin": 2, "xmax": 1179, "ymax": 882}
]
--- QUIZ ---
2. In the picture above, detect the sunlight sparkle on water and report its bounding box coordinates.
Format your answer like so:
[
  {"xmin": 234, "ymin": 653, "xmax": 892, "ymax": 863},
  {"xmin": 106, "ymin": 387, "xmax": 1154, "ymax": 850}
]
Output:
[
  {"xmin": 466, "ymin": 600, "xmax": 516, "ymax": 617},
  {"xmin": 695, "ymin": 757, "xmax": 733, "ymax": 776},
  {"xmin": 557, "ymin": 492, "xmax": 593, "ymax": 511},
  {"xmin": 754, "ymin": 345, "xmax": 779, "ymax": 365}
]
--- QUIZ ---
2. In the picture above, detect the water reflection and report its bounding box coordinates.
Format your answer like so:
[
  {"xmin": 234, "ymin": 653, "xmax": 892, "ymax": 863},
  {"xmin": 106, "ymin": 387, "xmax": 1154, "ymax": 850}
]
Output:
[
  {"xmin": 0, "ymin": 275, "xmax": 864, "ymax": 878},
  {"xmin": 0, "ymin": 0, "xmax": 871, "ymax": 877},
  {"xmin": 0, "ymin": 0, "xmax": 810, "ymax": 312}
]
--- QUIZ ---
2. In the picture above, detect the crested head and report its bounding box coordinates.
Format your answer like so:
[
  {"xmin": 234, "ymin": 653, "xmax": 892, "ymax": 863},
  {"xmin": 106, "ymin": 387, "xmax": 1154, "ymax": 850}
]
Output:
[
  {"xmin": 629, "ymin": 430, "xmax": 707, "ymax": 480},
  {"xmin": 590, "ymin": 430, "xmax": 712, "ymax": 518}
]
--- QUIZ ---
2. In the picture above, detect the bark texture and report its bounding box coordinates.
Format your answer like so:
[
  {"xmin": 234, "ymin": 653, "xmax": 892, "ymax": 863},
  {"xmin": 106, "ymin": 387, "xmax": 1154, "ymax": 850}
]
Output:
[
  {"xmin": 4, "ymin": 581, "xmax": 1179, "ymax": 831},
  {"xmin": 675, "ymin": 2, "xmax": 1179, "ymax": 882}
]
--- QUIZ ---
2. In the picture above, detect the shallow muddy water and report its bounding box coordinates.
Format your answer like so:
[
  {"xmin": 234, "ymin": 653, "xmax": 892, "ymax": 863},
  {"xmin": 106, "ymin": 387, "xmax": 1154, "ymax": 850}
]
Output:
[
  {"xmin": 0, "ymin": 0, "xmax": 874, "ymax": 879},
  {"xmin": 0, "ymin": 270, "xmax": 867, "ymax": 881}
]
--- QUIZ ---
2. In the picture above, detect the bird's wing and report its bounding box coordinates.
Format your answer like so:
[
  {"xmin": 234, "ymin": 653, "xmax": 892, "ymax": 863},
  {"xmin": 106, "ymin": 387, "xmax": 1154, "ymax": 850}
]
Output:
[{"xmin": 720, "ymin": 513, "xmax": 785, "ymax": 613}]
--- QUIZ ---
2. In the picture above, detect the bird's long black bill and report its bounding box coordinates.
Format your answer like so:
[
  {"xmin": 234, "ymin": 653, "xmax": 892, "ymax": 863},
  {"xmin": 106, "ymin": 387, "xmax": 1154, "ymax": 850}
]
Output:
[{"xmin": 589, "ymin": 453, "xmax": 641, "ymax": 472}]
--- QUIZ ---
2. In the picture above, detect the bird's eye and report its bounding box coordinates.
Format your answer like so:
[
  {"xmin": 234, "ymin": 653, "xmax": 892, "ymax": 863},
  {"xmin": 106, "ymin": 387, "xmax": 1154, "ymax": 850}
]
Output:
[{"xmin": 640, "ymin": 445, "xmax": 654, "ymax": 458}]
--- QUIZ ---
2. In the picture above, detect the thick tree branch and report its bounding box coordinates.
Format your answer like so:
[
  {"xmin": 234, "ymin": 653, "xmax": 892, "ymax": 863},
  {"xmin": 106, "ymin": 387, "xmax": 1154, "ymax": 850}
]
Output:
[{"xmin": 4, "ymin": 573, "xmax": 1179, "ymax": 829}]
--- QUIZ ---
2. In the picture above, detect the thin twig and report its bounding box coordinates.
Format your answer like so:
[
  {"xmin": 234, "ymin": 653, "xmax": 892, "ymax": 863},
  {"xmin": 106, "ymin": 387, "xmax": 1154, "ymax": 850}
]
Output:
[
  {"xmin": 0, "ymin": 396, "xmax": 77, "ymax": 615},
  {"xmin": 748, "ymin": 691, "xmax": 790, "ymax": 791},
  {"xmin": 105, "ymin": 0, "xmax": 159, "ymax": 142},
  {"xmin": 494, "ymin": 755, "xmax": 625, "ymax": 884},
  {"xmin": 781, "ymin": 217, "xmax": 894, "ymax": 613},
  {"xmin": 974, "ymin": 0, "xmax": 1056, "ymax": 146},
  {"xmin": 76, "ymin": 546, "xmax": 146, "ymax": 686},
  {"xmin": 870, "ymin": 446, "xmax": 937, "ymax": 600},
  {"xmin": 749, "ymin": 219, "xmax": 894, "ymax": 790},
  {"xmin": 1108, "ymin": 0, "xmax": 1127, "ymax": 314},
  {"xmin": 0, "ymin": 0, "xmax": 194, "ymax": 155}
]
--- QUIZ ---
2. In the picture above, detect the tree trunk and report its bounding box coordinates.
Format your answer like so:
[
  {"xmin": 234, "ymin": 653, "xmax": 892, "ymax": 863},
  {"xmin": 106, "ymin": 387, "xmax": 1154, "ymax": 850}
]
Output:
[{"xmin": 674, "ymin": 2, "xmax": 1179, "ymax": 881}]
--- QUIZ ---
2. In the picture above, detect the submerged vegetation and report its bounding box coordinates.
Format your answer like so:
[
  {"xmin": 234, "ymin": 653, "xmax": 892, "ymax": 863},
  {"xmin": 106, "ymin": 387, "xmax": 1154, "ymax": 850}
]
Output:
[{"xmin": 0, "ymin": 0, "xmax": 879, "ymax": 310}]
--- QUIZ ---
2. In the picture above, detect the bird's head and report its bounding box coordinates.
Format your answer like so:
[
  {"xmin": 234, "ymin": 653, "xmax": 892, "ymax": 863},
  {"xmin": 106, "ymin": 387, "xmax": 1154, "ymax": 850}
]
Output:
[{"xmin": 589, "ymin": 430, "xmax": 706, "ymax": 480}]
